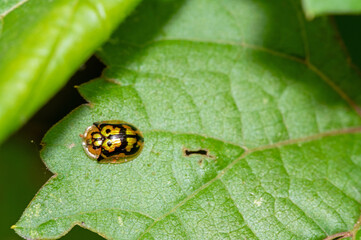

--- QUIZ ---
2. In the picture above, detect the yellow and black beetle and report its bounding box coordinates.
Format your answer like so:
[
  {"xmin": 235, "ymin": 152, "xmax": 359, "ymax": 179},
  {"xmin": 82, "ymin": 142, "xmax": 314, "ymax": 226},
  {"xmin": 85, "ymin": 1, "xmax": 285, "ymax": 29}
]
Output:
[{"xmin": 81, "ymin": 120, "xmax": 144, "ymax": 163}]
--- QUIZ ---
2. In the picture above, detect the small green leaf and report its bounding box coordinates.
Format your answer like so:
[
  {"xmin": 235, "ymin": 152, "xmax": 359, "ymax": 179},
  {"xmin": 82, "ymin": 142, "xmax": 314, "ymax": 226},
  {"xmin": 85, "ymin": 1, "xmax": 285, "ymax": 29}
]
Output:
[
  {"xmin": 14, "ymin": 0, "xmax": 361, "ymax": 239},
  {"xmin": 0, "ymin": 0, "xmax": 141, "ymax": 145},
  {"xmin": 302, "ymin": 0, "xmax": 361, "ymax": 18}
]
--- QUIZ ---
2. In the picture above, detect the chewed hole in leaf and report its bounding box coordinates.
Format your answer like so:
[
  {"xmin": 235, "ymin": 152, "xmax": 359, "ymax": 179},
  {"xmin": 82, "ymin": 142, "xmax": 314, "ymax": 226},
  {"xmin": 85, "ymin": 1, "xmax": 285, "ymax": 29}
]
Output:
[{"xmin": 183, "ymin": 148, "xmax": 216, "ymax": 159}]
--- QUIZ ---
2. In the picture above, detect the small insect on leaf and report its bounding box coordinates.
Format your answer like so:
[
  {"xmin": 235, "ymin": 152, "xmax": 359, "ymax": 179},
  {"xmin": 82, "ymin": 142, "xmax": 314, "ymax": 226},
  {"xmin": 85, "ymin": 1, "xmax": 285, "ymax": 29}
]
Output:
[{"xmin": 81, "ymin": 120, "xmax": 144, "ymax": 163}]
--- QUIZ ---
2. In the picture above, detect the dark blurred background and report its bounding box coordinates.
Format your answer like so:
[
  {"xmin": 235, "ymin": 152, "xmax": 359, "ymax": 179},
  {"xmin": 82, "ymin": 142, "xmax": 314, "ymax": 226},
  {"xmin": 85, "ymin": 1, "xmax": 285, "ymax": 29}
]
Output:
[{"xmin": 0, "ymin": 16, "xmax": 361, "ymax": 239}]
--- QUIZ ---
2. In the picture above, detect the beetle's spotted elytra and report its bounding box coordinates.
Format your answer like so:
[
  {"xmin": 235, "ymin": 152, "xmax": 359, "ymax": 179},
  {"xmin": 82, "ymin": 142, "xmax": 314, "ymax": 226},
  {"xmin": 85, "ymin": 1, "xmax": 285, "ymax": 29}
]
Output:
[{"xmin": 81, "ymin": 120, "xmax": 144, "ymax": 163}]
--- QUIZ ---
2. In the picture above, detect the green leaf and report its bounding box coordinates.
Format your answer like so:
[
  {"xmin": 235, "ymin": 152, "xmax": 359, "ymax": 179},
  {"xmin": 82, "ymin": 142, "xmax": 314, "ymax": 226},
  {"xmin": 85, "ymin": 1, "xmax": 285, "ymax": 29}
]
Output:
[
  {"xmin": 14, "ymin": 0, "xmax": 361, "ymax": 239},
  {"xmin": 0, "ymin": 0, "xmax": 141, "ymax": 145},
  {"xmin": 302, "ymin": 0, "xmax": 361, "ymax": 18}
]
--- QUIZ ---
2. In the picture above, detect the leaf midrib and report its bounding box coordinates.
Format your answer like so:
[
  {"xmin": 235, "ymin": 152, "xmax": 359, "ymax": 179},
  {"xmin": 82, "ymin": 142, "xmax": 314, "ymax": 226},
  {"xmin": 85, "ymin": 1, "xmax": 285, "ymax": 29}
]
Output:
[
  {"xmin": 19, "ymin": 125, "xmax": 361, "ymax": 238},
  {"xmin": 137, "ymin": 126, "xmax": 361, "ymax": 239}
]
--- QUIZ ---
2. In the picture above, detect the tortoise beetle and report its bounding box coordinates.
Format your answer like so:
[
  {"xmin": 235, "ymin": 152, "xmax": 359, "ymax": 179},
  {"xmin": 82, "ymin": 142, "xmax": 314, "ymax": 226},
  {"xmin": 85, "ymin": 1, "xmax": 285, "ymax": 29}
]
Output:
[{"xmin": 81, "ymin": 120, "xmax": 144, "ymax": 163}]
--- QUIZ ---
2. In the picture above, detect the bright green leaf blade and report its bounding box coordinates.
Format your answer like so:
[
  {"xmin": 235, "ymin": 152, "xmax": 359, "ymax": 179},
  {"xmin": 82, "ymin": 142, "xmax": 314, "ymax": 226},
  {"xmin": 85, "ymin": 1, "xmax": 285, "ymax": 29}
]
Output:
[
  {"xmin": 15, "ymin": 0, "xmax": 361, "ymax": 239},
  {"xmin": 302, "ymin": 0, "xmax": 361, "ymax": 18},
  {"xmin": 0, "ymin": 0, "xmax": 141, "ymax": 145}
]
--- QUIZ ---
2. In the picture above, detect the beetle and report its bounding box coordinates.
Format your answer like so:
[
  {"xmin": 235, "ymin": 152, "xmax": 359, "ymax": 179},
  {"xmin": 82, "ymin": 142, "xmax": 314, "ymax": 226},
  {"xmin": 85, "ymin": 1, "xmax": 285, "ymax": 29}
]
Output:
[{"xmin": 81, "ymin": 120, "xmax": 144, "ymax": 163}]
